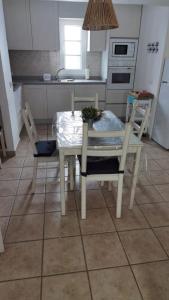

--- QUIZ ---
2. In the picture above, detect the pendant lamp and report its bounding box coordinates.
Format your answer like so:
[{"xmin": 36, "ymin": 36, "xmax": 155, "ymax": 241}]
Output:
[{"xmin": 82, "ymin": 0, "xmax": 119, "ymax": 31}]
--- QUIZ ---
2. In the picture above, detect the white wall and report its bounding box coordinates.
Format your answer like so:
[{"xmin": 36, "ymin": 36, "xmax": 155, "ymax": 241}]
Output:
[
  {"xmin": 134, "ymin": 5, "xmax": 169, "ymax": 135},
  {"xmin": 0, "ymin": 0, "xmax": 19, "ymax": 151}
]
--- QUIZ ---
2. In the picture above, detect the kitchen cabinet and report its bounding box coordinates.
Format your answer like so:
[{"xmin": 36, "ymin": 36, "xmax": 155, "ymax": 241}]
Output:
[
  {"xmin": 47, "ymin": 85, "xmax": 73, "ymax": 119},
  {"xmin": 30, "ymin": 1, "xmax": 60, "ymax": 51},
  {"xmin": 106, "ymin": 90, "xmax": 128, "ymax": 104},
  {"xmin": 109, "ymin": 5, "xmax": 142, "ymax": 38},
  {"xmin": 105, "ymin": 104, "xmax": 126, "ymax": 119},
  {"xmin": 74, "ymin": 84, "xmax": 106, "ymax": 101},
  {"xmin": 23, "ymin": 85, "xmax": 47, "ymax": 120},
  {"xmin": 87, "ymin": 31, "xmax": 106, "ymax": 52},
  {"xmin": 3, "ymin": 0, "xmax": 33, "ymax": 50}
]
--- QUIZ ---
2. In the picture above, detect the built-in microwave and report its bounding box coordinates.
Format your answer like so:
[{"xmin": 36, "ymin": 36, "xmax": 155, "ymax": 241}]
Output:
[
  {"xmin": 108, "ymin": 38, "xmax": 138, "ymax": 67},
  {"xmin": 107, "ymin": 66, "xmax": 135, "ymax": 90}
]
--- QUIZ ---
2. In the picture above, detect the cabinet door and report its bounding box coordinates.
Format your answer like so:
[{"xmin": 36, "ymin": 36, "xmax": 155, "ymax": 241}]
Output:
[
  {"xmin": 30, "ymin": 0, "xmax": 59, "ymax": 51},
  {"xmin": 88, "ymin": 31, "xmax": 106, "ymax": 52},
  {"xmin": 47, "ymin": 85, "xmax": 73, "ymax": 119},
  {"xmin": 75, "ymin": 84, "xmax": 106, "ymax": 101},
  {"xmin": 23, "ymin": 85, "xmax": 47, "ymax": 120},
  {"xmin": 3, "ymin": 0, "xmax": 32, "ymax": 50},
  {"xmin": 109, "ymin": 5, "xmax": 141, "ymax": 38},
  {"xmin": 105, "ymin": 103, "xmax": 126, "ymax": 119}
]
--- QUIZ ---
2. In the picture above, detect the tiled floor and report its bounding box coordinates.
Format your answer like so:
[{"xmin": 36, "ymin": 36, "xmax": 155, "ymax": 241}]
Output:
[{"xmin": 1, "ymin": 125, "xmax": 169, "ymax": 299}]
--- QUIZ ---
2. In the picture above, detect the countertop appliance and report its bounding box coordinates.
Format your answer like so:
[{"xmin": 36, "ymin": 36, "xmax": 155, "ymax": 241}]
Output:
[
  {"xmin": 107, "ymin": 66, "xmax": 135, "ymax": 90},
  {"xmin": 152, "ymin": 58, "xmax": 169, "ymax": 149},
  {"xmin": 108, "ymin": 38, "xmax": 138, "ymax": 67}
]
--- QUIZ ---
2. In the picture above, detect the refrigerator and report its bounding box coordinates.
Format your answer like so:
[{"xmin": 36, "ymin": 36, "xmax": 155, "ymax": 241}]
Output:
[{"xmin": 152, "ymin": 58, "xmax": 169, "ymax": 149}]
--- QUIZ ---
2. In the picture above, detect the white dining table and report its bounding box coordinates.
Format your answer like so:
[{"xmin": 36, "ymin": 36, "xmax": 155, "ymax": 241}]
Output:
[{"xmin": 55, "ymin": 110, "xmax": 143, "ymax": 216}]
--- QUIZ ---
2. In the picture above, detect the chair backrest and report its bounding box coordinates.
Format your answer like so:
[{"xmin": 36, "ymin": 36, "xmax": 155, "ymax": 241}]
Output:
[
  {"xmin": 22, "ymin": 102, "xmax": 38, "ymax": 154},
  {"xmin": 71, "ymin": 92, "xmax": 99, "ymax": 113},
  {"xmin": 130, "ymin": 103, "xmax": 151, "ymax": 140},
  {"xmin": 81, "ymin": 122, "xmax": 131, "ymax": 174}
]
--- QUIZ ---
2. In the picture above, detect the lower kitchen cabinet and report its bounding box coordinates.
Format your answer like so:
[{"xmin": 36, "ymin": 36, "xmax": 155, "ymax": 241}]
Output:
[
  {"xmin": 106, "ymin": 90, "xmax": 129, "ymax": 119},
  {"xmin": 23, "ymin": 85, "xmax": 47, "ymax": 120},
  {"xmin": 47, "ymin": 85, "xmax": 74, "ymax": 119},
  {"xmin": 75, "ymin": 84, "xmax": 106, "ymax": 102},
  {"xmin": 105, "ymin": 103, "xmax": 127, "ymax": 119}
]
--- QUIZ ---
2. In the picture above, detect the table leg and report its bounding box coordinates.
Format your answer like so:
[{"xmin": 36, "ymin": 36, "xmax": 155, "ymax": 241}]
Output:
[
  {"xmin": 59, "ymin": 149, "xmax": 65, "ymax": 215},
  {"xmin": 129, "ymin": 147, "xmax": 142, "ymax": 209}
]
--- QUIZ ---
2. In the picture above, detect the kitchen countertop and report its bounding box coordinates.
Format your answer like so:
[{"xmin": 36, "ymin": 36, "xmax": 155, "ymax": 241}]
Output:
[{"xmin": 12, "ymin": 76, "xmax": 106, "ymax": 85}]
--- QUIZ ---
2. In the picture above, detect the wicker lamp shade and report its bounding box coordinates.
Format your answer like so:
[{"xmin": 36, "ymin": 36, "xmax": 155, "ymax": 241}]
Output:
[{"xmin": 82, "ymin": 0, "xmax": 119, "ymax": 31}]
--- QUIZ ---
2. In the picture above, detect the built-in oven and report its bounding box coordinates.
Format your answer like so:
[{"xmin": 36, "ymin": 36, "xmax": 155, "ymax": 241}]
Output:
[
  {"xmin": 108, "ymin": 38, "xmax": 138, "ymax": 67},
  {"xmin": 107, "ymin": 67, "xmax": 135, "ymax": 90}
]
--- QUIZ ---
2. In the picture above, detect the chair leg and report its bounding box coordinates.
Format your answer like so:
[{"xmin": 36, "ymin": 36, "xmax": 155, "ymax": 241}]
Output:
[
  {"xmin": 100, "ymin": 181, "xmax": 104, "ymax": 187},
  {"xmin": 0, "ymin": 228, "xmax": 4, "ymax": 253},
  {"xmin": 68, "ymin": 157, "xmax": 74, "ymax": 191},
  {"xmin": 116, "ymin": 175, "xmax": 123, "ymax": 218},
  {"xmin": 0, "ymin": 130, "xmax": 6, "ymax": 157},
  {"xmin": 0, "ymin": 157, "xmax": 2, "ymax": 169},
  {"xmin": 81, "ymin": 176, "xmax": 86, "ymax": 219},
  {"xmin": 32, "ymin": 157, "xmax": 38, "ymax": 193}
]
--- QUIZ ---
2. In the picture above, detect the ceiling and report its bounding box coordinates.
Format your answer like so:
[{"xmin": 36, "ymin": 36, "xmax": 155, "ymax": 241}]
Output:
[{"xmin": 41, "ymin": 0, "xmax": 169, "ymax": 5}]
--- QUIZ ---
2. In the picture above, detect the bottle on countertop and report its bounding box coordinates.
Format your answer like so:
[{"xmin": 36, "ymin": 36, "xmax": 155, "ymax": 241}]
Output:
[{"xmin": 85, "ymin": 67, "xmax": 90, "ymax": 80}]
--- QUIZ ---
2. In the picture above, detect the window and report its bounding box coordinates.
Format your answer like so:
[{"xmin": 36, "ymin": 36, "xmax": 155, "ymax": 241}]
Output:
[{"xmin": 60, "ymin": 18, "xmax": 87, "ymax": 75}]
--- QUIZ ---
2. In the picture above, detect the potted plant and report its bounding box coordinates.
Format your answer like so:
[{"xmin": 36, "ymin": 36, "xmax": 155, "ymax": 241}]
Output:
[{"xmin": 82, "ymin": 106, "xmax": 101, "ymax": 128}]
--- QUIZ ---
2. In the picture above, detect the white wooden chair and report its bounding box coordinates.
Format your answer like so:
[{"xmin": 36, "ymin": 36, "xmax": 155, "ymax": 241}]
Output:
[
  {"xmin": 0, "ymin": 227, "xmax": 4, "ymax": 253},
  {"xmin": 78, "ymin": 122, "xmax": 131, "ymax": 219},
  {"xmin": 22, "ymin": 102, "xmax": 74, "ymax": 192},
  {"xmin": 71, "ymin": 92, "xmax": 99, "ymax": 114},
  {"xmin": 129, "ymin": 102, "xmax": 151, "ymax": 173},
  {"xmin": 0, "ymin": 127, "xmax": 6, "ymax": 168}
]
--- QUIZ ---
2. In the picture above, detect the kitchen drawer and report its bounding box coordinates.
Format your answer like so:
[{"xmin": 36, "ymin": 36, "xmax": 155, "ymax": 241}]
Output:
[{"xmin": 106, "ymin": 90, "xmax": 129, "ymax": 104}]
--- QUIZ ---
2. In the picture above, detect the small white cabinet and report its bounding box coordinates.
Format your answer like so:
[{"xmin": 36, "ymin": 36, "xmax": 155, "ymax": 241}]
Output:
[
  {"xmin": 30, "ymin": 0, "xmax": 60, "ymax": 51},
  {"xmin": 87, "ymin": 31, "xmax": 106, "ymax": 52},
  {"xmin": 47, "ymin": 85, "xmax": 73, "ymax": 119},
  {"xmin": 109, "ymin": 5, "xmax": 142, "ymax": 38},
  {"xmin": 3, "ymin": 0, "xmax": 32, "ymax": 50},
  {"xmin": 23, "ymin": 85, "xmax": 47, "ymax": 120}
]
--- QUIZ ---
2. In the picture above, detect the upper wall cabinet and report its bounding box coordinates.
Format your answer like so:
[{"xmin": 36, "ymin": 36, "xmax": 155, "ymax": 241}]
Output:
[
  {"xmin": 87, "ymin": 31, "xmax": 106, "ymax": 52},
  {"xmin": 30, "ymin": 1, "xmax": 60, "ymax": 51},
  {"xmin": 109, "ymin": 5, "xmax": 142, "ymax": 38},
  {"xmin": 3, "ymin": 0, "xmax": 33, "ymax": 50}
]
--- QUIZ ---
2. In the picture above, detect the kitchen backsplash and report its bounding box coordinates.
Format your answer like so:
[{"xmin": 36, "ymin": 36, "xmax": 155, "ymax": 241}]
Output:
[{"xmin": 9, "ymin": 50, "xmax": 102, "ymax": 77}]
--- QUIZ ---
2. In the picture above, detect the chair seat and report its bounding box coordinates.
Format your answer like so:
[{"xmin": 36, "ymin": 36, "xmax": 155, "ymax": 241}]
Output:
[
  {"xmin": 34, "ymin": 140, "xmax": 58, "ymax": 157},
  {"xmin": 78, "ymin": 156, "xmax": 120, "ymax": 175}
]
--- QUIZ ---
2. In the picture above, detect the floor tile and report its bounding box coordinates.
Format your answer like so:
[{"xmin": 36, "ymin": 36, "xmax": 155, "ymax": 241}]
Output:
[
  {"xmin": 0, "ymin": 216, "xmax": 9, "ymax": 238},
  {"xmin": 3, "ymin": 157, "xmax": 25, "ymax": 168},
  {"xmin": 5, "ymin": 214, "xmax": 44, "ymax": 242},
  {"xmin": 44, "ymin": 211, "xmax": 80, "ymax": 238},
  {"xmin": 12, "ymin": 194, "xmax": 45, "ymax": 215},
  {"xmin": 155, "ymin": 158, "xmax": 169, "ymax": 170},
  {"xmin": 119, "ymin": 229, "xmax": 167, "ymax": 264},
  {"xmin": 45, "ymin": 179, "xmax": 69, "ymax": 193},
  {"xmin": 83, "ymin": 233, "xmax": 128, "ymax": 270},
  {"xmin": 89, "ymin": 267, "xmax": 142, "ymax": 300},
  {"xmin": 45, "ymin": 192, "xmax": 76, "ymax": 212},
  {"xmin": 135, "ymin": 186, "xmax": 164, "ymax": 205},
  {"xmin": 155, "ymin": 184, "xmax": 169, "ymax": 201},
  {"xmin": 0, "ymin": 196, "xmax": 15, "ymax": 216},
  {"xmin": 110, "ymin": 206, "xmax": 149, "ymax": 231},
  {"xmin": 0, "ymin": 278, "xmax": 41, "ymax": 300},
  {"xmin": 139, "ymin": 203, "xmax": 169, "ymax": 227},
  {"xmin": 0, "ymin": 180, "xmax": 19, "ymax": 196},
  {"xmin": 42, "ymin": 272, "xmax": 91, "ymax": 300},
  {"xmin": 0, "ymin": 241, "xmax": 42, "ymax": 281},
  {"xmin": 149, "ymin": 171, "xmax": 169, "ymax": 185},
  {"xmin": 43, "ymin": 236, "xmax": 85, "ymax": 275},
  {"xmin": 76, "ymin": 190, "xmax": 106, "ymax": 210},
  {"xmin": 21, "ymin": 167, "xmax": 46, "ymax": 179},
  {"xmin": 132, "ymin": 261, "xmax": 169, "ymax": 300},
  {"xmin": 153, "ymin": 226, "xmax": 169, "ymax": 256},
  {"xmin": 79, "ymin": 208, "xmax": 116, "ymax": 235},
  {"xmin": 147, "ymin": 159, "xmax": 162, "ymax": 171},
  {"xmin": 101, "ymin": 187, "xmax": 131, "ymax": 207},
  {"xmin": 0, "ymin": 167, "xmax": 22, "ymax": 180},
  {"xmin": 17, "ymin": 179, "xmax": 45, "ymax": 195}
]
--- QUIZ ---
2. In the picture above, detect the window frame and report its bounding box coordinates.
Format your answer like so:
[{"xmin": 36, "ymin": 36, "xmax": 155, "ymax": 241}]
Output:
[{"xmin": 59, "ymin": 18, "xmax": 87, "ymax": 76}]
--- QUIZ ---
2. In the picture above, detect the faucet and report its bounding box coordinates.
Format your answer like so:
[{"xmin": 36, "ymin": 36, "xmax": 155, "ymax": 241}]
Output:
[{"xmin": 56, "ymin": 68, "xmax": 64, "ymax": 81}]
